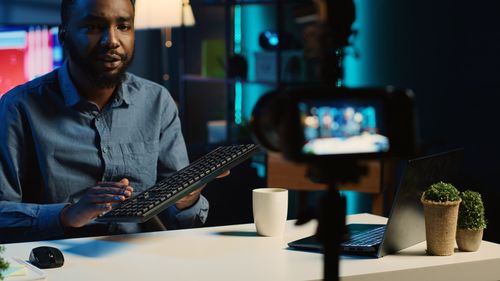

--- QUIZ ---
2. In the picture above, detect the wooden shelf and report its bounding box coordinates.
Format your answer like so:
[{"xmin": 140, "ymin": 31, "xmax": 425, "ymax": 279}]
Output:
[
  {"xmin": 182, "ymin": 74, "xmax": 321, "ymax": 87},
  {"xmin": 266, "ymin": 152, "xmax": 396, "ymax": 216},
  {"xmin": 193, "ymin": 0, "xmax": 306, "ymax": 6},
  {"xmin": 182, "ymin": 74, "xmax": 278, "ymax": 86}
]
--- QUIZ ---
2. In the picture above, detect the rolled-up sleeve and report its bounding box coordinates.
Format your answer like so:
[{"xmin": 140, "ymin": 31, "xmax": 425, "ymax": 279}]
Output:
[{"xmin": 0, "ymin": 201, "xmax": 67, "ymax": 242}]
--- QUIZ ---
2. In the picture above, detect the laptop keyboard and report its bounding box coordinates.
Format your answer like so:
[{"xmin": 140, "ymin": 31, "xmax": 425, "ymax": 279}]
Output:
[{"xmin": 341, "ymin": 225, "xmax": 387, "ymax": 247}]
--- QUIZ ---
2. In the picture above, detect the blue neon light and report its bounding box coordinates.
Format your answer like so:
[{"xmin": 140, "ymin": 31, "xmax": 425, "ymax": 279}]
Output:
[
  {"xmin": 234, "ymin": 82, "xmax": 243, "ymax": 125},
  {"xmin": 234, "ymin": 5, "xmax": 242, "ymax": 55},
  {"xmin": 233, "ymin": 5, "xmax": 243, "ymax": 125}
]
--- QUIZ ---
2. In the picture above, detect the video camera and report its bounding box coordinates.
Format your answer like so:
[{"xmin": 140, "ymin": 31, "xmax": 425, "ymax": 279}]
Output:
[
  {"xmin": 250, "ymin": 85, "xmax": 418, "ymax": 281},
  {"xmin": 251, "ymin": 86, "xmax": 417, "ymax": 164},
  {"xmin": 248, "ymin": 1, "xmax": 418, "ymax": 280}
]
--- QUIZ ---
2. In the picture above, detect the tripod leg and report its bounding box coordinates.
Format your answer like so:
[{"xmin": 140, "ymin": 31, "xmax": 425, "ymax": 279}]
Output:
[{"xmin": 317, "ymin": 188, "xmax": 346, "ymax": 281}]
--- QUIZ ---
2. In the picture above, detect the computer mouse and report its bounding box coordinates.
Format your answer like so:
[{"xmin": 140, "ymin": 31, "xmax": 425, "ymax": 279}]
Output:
[{"xmin": 29, "ymin": 246, "xmax": 64, "ymax": 269}]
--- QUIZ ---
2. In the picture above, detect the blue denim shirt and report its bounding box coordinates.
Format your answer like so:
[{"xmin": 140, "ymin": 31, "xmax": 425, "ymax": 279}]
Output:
[{"xmin": 0, "ymin": 61, "xmax": 209, "ymax": 242}]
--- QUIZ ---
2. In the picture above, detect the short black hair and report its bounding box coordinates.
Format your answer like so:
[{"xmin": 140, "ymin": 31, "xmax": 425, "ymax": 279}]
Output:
[{"xmin": 60, "ymin": 0, "xmax": 136, "ymax": 27}]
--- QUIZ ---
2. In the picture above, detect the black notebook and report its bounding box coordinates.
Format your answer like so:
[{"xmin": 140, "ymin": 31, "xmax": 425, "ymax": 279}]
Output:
[{"xmin": 288, "ymin": 148, "xmax": 463, "ymax": 258}]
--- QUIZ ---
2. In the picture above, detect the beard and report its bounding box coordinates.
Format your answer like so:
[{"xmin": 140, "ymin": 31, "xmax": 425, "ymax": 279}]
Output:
[{"xmin": 65, "ymin": 36, "xmax": 134, "ymax": 89}]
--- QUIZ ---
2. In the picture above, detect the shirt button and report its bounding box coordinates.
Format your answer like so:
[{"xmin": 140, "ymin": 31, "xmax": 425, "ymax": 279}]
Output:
[{"xmin": 102, "ymin": 147, "xmax": 108, "ymax": 154}]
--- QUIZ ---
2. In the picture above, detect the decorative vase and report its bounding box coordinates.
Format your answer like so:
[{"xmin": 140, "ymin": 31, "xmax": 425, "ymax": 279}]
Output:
[
  {"xmin": 421, "ymin": 194, "xmax": 461, "ymax": 256},
  {"xmin": 456, "ymin": 228, "xmax": 483, "ymax": 252}
]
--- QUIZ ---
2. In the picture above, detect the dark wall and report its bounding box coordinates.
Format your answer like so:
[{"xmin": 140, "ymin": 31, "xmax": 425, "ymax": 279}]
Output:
[
  {"xmin": 172, "ymin": 4, "xmax": 227, "ymax": 145},
  {"xmin": 0, "ymin": 0, "xmax": 59, "ymax": 25},
  {"xmin": 362, "ymin": 0, "xmax": 499, "ymax": 242}
]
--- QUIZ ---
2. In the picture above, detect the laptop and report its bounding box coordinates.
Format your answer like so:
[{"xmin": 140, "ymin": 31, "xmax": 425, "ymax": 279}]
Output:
[{"xmin": 288, "ymin": 148, "xmax": 463, "ymax": 258}]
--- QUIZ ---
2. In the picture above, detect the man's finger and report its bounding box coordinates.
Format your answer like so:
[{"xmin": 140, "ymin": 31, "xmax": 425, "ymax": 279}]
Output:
[
  {"xmin": 96, "ymin": 181, "xmax": 130, "ymax": 187},
  {"xmin": 89, "ymin": 193, "xmax": 126, "ymax": 203},
  {"xmin": 216, "ymin": 170, "xmax": 230, "ymax": 178},
  {"xmin": 91, "ymin": 185, "xmax": 133, "ymax": 195},
  {"xmin": 188, "ymin": 189, "xmax": 201, "ymax": 196}
]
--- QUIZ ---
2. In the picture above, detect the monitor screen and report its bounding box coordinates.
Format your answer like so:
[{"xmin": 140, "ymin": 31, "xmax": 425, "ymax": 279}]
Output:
[
  {"xmin": 0, "ymin": 25, "xmax": 63, "ymax": 96},
  {"xmin": 298, "ymin": 99, "xmax": 389, "ymax": 155}
]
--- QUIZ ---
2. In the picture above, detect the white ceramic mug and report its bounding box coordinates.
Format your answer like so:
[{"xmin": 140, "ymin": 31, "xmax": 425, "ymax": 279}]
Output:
[{"xmin": 252, "ymin": 188, "xmax": 288, "ymax": 237}]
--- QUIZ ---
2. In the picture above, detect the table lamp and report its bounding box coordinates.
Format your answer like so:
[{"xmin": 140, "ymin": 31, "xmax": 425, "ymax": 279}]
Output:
[
  {"xmin": 134, "ymin": 0, "xmax": 195, "ymax": 84},
  {"xmin": 134, "ymin": 0, "xmax": 196, "ymax": 128},
  {"xmin": 135, "ymin": 0, "xmax": 195, "ymax": 29}
]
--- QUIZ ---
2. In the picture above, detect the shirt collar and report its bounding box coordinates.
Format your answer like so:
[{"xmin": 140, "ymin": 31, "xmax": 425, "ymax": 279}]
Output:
[
  {"xmin": 115, "ymin": 75, "xmax": 133, "ymax": 106},
  {"xmin": 58, "ymin": 60, "xmax": 81, "ymax": 107},
  {"xmin": 58, "ymin": 60, "xmax": 133, "ymax": 108}
]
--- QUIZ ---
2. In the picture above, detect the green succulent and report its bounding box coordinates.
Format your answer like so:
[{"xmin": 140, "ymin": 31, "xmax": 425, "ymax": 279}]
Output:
[
  {"xmin": 423, "ymin": 181, "xmax": 461, "ymax": 202},
  {"xmin": 458, "ymin": 190, "xmax": 487, "ymax": 230},
  {"xmin": 0, "ymin": 246, "xmax": 9, "ymax": 281}
]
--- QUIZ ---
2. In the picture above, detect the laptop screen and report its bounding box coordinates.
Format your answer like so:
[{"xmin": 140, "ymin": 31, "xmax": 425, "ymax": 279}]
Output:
[{"xmin": 378, "ymin": 148, "xmax": 463, "ymax": 257}]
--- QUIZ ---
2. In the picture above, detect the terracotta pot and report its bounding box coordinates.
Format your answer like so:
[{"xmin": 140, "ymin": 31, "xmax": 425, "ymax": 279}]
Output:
[
  {"xmin": 421, "ymin": 194, "xmax": 461, "ymax": 256},
  {"xmin": 456, "ymin": 228, "xmax": 483, "ymax": 252}
]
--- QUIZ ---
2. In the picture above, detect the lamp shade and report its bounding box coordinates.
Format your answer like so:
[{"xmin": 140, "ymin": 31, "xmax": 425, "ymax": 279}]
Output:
[
  {"xmin": 135, "ymin": 0, "xmax": 193, "ymax": 29},
  {"xmin": 182, "ymin": 0, "xmax": 195, "ymax": 26}
]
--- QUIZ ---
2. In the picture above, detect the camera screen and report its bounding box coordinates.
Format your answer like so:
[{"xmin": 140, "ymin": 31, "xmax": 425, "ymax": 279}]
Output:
[{"xmin": 298, "ymin": 100, "xmax": 390, "ymax": 155}]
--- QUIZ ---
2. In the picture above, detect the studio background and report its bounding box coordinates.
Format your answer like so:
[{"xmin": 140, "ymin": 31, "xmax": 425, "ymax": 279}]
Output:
[{"xmin": 0, "ymin": 0, "xmax": 498, "ymax": 243}]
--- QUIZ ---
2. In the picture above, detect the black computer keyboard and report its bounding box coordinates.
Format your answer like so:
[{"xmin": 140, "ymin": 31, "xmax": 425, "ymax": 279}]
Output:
[{"xmin": 96, "ymin": 143, "xmax": 260, "ymax": 223}]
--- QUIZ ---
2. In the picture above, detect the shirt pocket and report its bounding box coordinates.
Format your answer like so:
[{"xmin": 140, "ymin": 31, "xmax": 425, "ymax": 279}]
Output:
[{"xmin": 120, "ymin": 140, "xmax": 159, "ymax": 189}]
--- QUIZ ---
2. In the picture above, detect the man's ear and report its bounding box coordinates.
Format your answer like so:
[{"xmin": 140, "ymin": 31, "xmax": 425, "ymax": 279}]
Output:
[{"xmin": 58, "ymin": 26, "xmax": 66, "ymax": 46}]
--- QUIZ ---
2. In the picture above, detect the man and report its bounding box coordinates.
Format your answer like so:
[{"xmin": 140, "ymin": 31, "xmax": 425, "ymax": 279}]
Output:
[{"xmin": 0, "ymin": 0, "xmax": 226, "ymax": 243}]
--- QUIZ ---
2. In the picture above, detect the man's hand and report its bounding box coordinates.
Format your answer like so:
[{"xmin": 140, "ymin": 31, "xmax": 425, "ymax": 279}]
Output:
[
  {"xmin": 175, "ymin": 170, "xmax": 230, "ymax": 210},
  {"xmin": 60, "ymin": 178, "xmax": 133, "ymax": 228}
]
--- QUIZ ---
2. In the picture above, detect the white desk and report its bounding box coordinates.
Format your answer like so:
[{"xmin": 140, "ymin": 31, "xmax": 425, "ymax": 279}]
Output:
[{"xmin": 3, "ymin": 213, "xmax": 500, "ymax": 281}]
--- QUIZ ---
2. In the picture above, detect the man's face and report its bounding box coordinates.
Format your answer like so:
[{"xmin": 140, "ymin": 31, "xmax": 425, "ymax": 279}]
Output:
[{"xmin": 62, "ymin": 0, "xmax": 135, "ymax": 88}]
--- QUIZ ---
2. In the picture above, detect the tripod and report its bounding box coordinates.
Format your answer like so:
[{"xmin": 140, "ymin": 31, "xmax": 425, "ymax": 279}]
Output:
[{"xmin": 303, "ymin": 160, "xmax": 368, "ymax": 281}]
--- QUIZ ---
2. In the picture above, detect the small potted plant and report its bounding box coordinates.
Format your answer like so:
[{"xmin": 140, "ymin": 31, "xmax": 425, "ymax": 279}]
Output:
[
  {"xmin": 421, "ymin": 181, "xmax": 461, "ymax": 256},
  {"xmin": 456, "ymin": 190, "xmax": 487, "ymax": 252},
  {"xmin": 0, "ymin": 246, "xmax": 9, "ymax": 280}
]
